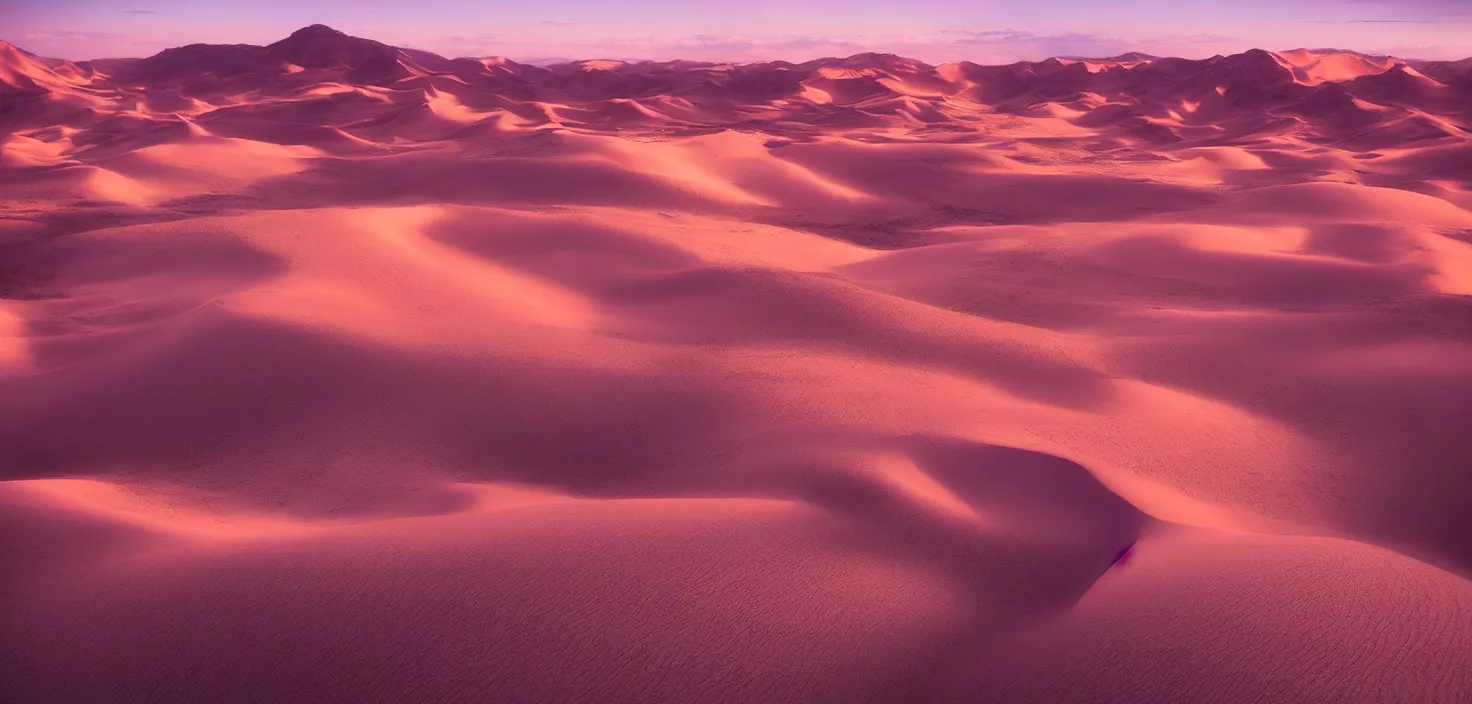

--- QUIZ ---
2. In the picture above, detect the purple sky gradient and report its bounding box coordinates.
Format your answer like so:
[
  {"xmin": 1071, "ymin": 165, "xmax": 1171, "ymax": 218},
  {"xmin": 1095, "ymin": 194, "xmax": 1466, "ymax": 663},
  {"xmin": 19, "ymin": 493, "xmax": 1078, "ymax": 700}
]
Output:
[{"xmin": 3, "ymin": 0, "xmax": 1469, "ymax": 63}]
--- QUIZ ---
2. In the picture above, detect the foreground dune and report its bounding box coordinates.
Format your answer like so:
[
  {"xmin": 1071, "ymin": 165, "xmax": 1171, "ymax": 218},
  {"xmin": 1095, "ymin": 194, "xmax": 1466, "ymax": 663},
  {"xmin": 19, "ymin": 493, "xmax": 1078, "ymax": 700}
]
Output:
[{"xmin": 3, "ymin": 25, "xmax": 1471, "ymax": 703}]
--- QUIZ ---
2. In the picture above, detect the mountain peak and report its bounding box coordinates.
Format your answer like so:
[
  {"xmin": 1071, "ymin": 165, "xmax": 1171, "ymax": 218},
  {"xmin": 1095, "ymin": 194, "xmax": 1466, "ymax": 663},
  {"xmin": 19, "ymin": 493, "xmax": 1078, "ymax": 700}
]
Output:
[{"xmin": 284, "ymin": 24, "xmax": 347, "ymax": 42}]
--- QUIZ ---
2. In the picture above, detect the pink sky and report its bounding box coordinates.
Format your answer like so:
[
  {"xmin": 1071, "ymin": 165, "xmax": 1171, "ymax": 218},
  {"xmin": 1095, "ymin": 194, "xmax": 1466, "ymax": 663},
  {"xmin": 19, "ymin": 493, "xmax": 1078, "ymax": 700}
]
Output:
[{"xmin": 4, "ymin": 0, "xmax": 1470, "ymax": 63}]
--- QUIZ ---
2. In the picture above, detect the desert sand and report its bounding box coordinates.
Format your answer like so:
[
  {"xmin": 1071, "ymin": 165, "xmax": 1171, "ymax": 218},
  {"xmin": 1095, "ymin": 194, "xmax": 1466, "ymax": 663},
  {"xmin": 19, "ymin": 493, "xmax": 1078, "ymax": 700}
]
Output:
[{"xmin": 3, "ymin": 25, "xmax": 1471, "ymax": 703}]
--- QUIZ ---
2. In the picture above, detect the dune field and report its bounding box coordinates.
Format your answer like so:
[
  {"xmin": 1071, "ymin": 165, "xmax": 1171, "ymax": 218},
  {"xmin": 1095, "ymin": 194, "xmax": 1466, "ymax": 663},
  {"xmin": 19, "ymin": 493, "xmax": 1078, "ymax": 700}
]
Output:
[{"xmin": 3, "ymin": 24, "xmax": 1471, "ymax": 703}]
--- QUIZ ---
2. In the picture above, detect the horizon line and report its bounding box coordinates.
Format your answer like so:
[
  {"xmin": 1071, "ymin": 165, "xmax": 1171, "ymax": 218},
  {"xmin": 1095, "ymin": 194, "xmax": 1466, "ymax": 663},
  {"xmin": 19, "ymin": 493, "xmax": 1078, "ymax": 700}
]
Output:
[{"xmin": 3, "ymin": 24, "xmax": 1467, "ymax": 66}]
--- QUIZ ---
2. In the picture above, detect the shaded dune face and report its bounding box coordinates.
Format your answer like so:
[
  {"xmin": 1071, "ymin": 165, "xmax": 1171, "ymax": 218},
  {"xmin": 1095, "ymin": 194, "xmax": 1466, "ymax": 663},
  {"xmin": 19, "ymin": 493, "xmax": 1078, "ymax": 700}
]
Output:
[{"xmin": 3, "ymin": 27, "xmax": 1472, "ymax": 704}]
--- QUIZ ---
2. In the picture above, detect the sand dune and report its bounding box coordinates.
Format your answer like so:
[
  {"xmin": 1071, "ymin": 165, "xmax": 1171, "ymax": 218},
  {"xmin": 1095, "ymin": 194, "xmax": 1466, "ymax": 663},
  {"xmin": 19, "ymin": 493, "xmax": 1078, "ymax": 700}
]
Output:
[{"xmin": 3, "ymin": 25, "xmax": 1471, "ymax": 704}]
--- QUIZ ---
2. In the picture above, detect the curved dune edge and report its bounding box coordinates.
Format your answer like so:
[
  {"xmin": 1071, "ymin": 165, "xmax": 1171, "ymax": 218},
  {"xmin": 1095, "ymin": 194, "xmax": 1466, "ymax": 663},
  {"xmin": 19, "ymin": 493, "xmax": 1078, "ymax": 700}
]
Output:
[
  {"xmin": 6, "ymin": 472, "xmax": 1470, "ymax": 704},
  {"xmin": 4, "ymin": 26, "xmax": 1472, "ymax": 704}
]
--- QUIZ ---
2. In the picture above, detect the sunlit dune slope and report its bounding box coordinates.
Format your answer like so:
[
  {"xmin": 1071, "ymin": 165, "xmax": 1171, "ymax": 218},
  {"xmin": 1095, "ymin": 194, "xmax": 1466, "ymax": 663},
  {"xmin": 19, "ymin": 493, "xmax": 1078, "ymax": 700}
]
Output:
[{"xmin": 3, "ymin": 25, "xmax": 1471, "ymax": 704}]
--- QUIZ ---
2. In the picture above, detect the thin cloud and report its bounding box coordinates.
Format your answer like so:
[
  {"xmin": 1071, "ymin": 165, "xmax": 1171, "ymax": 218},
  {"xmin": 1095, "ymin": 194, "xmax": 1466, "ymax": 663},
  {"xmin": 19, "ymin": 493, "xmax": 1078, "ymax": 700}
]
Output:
[
  {"xmin": 943, "ymin": 30, "xmax": 1135, "ymax": 59},
  {"xmin": 123, "ymin": 9, "xmax": 156, "ymax": 14},
  {"xmin": 1336, "ymin": 0, "xmax": 1472, "ymax": 20},
  {"xmin": 1149, "ymin": 33, "xmax": 1240, "ymax": 44},
  {"xmin": 1294, "ymin": 16, "xmax": 1432, "ymax": 24},
  {"xmin": 672, "ymin": 34, "xmax": 866, "ymax": 54},
  {"xmin": 538, "ymin": 21, "xmax": 578, "ymax": 28},
  {"xmin": 23, "ymin": 30, "xmax": 125, "ymax": 41}
]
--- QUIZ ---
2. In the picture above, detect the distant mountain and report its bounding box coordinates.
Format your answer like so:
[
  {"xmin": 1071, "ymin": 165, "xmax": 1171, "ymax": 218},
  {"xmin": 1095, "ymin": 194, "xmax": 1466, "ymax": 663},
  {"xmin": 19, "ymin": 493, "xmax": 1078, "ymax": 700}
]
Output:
[
  {"xmin": 519, "ymin": 57, "xmax": 578, "ymax": 67},
  {"xmin": 1298, "ymin": 47, "xmax": 1393, "ymax": 59},
  {"xmin": 1056, "ymin": 52, "xmax": 1158, "ymax": 62},
  {"xmin": 99, "ymin": 24, "xmax": 428, "ymax": 87},
  {"xmin": 1410, "ymin": 57, "xmax": 1472, "ymax": 87},
  {"xmin": 2, "ymin": 25, "xmax": 1468, "ymax": 145}
]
